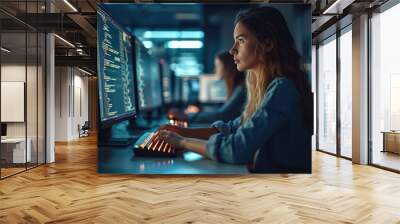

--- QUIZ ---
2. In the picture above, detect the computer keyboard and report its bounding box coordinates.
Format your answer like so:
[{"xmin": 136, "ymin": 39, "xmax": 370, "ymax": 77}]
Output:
[
  {"xmin": 132, "ymin": 119, "xmax": 188, "ymax": 157},
  {"xmin": 169, "ymin": 119, "xmax": 188, "ymax": 127},
  {"xmin": 133, "ymin": 132, "xmax": 177, "ymax": 157}
]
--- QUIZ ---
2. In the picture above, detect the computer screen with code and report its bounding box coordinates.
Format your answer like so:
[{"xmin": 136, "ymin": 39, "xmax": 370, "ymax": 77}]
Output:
[
  {"xmin": 134, "ymin": 39, "xmax": 163, "ymax": 111},
  {"xmin": 160, "ymin": 60, "xmax": 173, "ymax": 105},
  {"xmin": 97, "ymin": 8, "xmax": 136, "ymax": 123}
]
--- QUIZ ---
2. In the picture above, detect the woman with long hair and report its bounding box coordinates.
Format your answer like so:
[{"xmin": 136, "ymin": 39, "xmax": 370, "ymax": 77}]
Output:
[
  {"xmin": 155, "ymin": 6, "xmax": 313, "ymax": 173},
  {"xmin": 169, "ymin": 51, "xmax": 246, "ymax": 123}
]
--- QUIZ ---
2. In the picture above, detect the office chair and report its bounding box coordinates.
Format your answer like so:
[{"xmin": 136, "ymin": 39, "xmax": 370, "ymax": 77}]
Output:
[{"xmin": 78, "ymin": 121, "xmax": 90, "ymax": 138}]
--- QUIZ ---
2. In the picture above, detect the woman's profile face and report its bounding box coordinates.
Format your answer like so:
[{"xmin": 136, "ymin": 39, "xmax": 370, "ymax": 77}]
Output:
[
  {"xmin": 214, "ymin": 57, "xmax": 225, "ymax": 79},
  {"xmin": 229, "ymin": 22, "xmax": 259, "ymax": 72}
]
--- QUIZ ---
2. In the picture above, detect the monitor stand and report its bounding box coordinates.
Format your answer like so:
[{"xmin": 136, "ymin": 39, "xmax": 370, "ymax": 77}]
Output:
[
  {"xmin": 132, "ymin": 112, "xmax": 159, "ymax": 130},
  {"xmin": 98, "ymin": 125, "xmax": 136, "ymax": 147}
]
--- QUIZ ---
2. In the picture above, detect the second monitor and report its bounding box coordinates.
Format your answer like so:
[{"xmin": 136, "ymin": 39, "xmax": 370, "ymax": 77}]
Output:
[{"xmin": 133, "ymin": 39, "xmax": 163, "ymax": 112}]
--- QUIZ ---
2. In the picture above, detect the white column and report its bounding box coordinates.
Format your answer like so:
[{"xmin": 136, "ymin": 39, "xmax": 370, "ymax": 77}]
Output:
[
  {"xmin": 312, "ymin": 45, "xmax": 317, "ymax": 150},
  {"xmin": 46, "ymin": 1, "xmax": 55, "ymax": 163},
  {"xmin": 55, "ymin": 67, "xmax": 74, "ymax": 141},
  {"xmin": 352, "ymin": 14, "xmax": 369, "ymax": 164}
]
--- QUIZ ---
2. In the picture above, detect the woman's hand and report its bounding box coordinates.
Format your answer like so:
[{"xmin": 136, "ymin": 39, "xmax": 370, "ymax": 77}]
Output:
[
  {"xmin": 157, "ymin": 124, "xmax": 187, "ymax": 137},
  {"xmin": 158, "ymin": 130, "xmax": 186, "ymax": 150},
  {"xmin": 154, "ymin": 126, "xmax": 210, "ymax": 157},
  {"xmin": 185, "ymin": 105, "xmax": 200, "ymax": 114},
  {"xmin": 156, "ymin": 124, "xmax": 218, "ymax": 141}
]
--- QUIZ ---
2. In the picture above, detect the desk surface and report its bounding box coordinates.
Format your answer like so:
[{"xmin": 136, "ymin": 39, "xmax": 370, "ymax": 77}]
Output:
[
  {"xmin": 98, "ymin": 145, "xmax": 249, "ymax": 174},
  {"xmin": 1, "ymin": 138, "xmax": 28, "ymax": 143},
  {"xmin": 381, "ymin": 131, "xmax": 400, "ymax": 134}
]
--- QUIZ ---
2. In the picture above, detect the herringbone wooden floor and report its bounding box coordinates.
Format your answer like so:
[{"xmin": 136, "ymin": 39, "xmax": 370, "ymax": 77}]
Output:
[{"xmin": 1, "ymin": 135, "xmax": 400, "ymax": 223}]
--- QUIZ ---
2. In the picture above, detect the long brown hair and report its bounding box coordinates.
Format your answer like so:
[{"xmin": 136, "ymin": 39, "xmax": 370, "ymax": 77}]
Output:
[
  {"xmin": 235, "ymin": 7, "xmax": 313, "ymax": 131},
  {"xmin": 216, "ymin": 51, "xmax": 245, "ymax": 98}
]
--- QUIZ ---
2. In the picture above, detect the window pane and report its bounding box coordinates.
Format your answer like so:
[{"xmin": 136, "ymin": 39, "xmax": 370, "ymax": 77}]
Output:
[
  {"xmin": 312, "ymin": 45, "xmax": 317, "ymax": 150},
  {"xmin": 340, "ymin": 29, "xmax": 352, "ymax": 158},
  {"xmin": 371, "ymin": 3, "xmax": 400, "ymax": 171},
  {"xmin": 38, "ymin": 32, "xmax": 46, "ymax": 165},
  {"xmin": 318, "ymin": 37, "xmax": 337, "ymax": 154},
  {"xmin": 27, "ymin": 31, "xmax": 38, "ymax": 169},
  {"xmin": 1, "ymin": 31, "xmax": 28, "ymax": 177}
]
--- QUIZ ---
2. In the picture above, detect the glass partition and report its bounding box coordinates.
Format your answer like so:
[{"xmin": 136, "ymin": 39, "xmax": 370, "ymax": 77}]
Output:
[
  {"xmin": 27, "ymin": 30, "xmax": 38, "ymax": 169},
  {"xmin": 0, "ymin": 1, "xmax": 46, "ymax": 179},
  {"xmin": 370, "ymin": 3, "xmax": 400, "ymax": 171},
  {"xmin": 317, "ymin": 35, "xmax": 337, "ymax": 155},
  {"xmin": 1, "ymin": 30, "xmax": 28, "ymax": 178},
  {"xmin": 339, "ymin": 27, "xmax": 352, "ymax": 158}
]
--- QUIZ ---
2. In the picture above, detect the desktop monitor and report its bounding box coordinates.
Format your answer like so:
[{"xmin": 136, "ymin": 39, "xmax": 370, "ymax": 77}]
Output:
[
  {"xmin": 160, "ymin": 60, "xmax": 173, "ymax": 105},
  {"xmin": 181, "ymin": 77, "xmax": 199, "ymax": 104},
  {"xmin": 133, "ymin": 38, "xmax": 163, "ymax": 111},
  {"xmin": 1, "ymin": 123, "xmax": 7, "ymax": 137},
  {"xmin": 173, "ymin": 76, "xmax": 182, "ymax": 105},
  {"xmin": 199, "ymin": 74, "xmax": 226, "ymax": 103},
  {"xmin": 97, "ymin": 7, "xmax": 137, "ymax": 128}
]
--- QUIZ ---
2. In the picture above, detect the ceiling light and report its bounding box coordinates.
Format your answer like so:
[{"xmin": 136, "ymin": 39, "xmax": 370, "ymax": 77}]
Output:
[
  {"xmin": 143, "ymin": 31, "xmax": 204, "ymax": 39},
  {"xmin": 1, "ymin": 47, "xmax": 11, "ymax": 53},
  {"xmin": 166, "ymin": 40, "xmax": 203, "ymax": 49},
  {"xmin": 142, "ymin": 41, "xmax": 153, "ymax": 49},
  {"xmin": 78, "ymin": 67, "xmax": 92, "ymax": 76},
  {"xmin": 322, "ymin": 0, "xmax": 353, "ymax": 15},
  {"xmin": 54, "ymin": 34, "xmax": 75, "ymax": 48},
  {"xmin": 63, "ymin": 0, "xmax": 78, "ymax": 12}
]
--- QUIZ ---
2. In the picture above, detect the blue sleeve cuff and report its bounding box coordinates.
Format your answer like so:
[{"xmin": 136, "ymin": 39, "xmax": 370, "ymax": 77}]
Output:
[
  {"xmin": 210, "ymin": 120, "xmax": 231, "ymax": 135},
  {"xmin": 206, "ymin": 133, "xmax": 223, "ymax": 161}
]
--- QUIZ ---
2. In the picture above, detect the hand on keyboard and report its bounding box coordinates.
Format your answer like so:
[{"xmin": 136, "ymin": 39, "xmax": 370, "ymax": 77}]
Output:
[
  {"xmin": 169, "ymin": 119, "xmax": 188, "ymax": 127},
  {"xmin": 133, "ymin": 124, "xmax": 189, "ymax": 157},
  {"xmin": 157, "ymin": 124, "xmax": 186, "ymax": 137},
  {"xmin": 139, "ymin": 131, "xmax": 176, "ymax": 154},
  {"xmin": 158, "ymin": 130, "xmax": 185, "ymax": 150},
  {"xmin": 184, "ymin": 105, "xmax": 200, "ymax": 114},
  {"xmin": 141, "ymin": 126, "xmax": 186, "ymax": 152}
]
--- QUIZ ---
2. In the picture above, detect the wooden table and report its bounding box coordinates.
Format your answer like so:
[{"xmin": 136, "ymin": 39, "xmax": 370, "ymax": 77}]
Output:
[{"xmin": 381, "ymin": 131, "xmax": 400, "ymax": 154}]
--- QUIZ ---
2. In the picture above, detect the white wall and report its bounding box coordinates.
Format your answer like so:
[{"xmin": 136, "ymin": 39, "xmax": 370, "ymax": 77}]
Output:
[
  {"xmin": 1, "ymin": 63, "xmax": 46, "ymax": 164},
  {"xmin": 55, "ymin": 67, "xmax": 89, "ymax": 141},
  {"xmin": 312, "ymin": 45, "xmax": 317, "ymax": 150},
  {"xmin": 1, "ymin": 65, "xmax": 42, "ymax": 137},
  {"xmin": 1, "ymin": 65, "xmax": 27, "ymax": 138},
  {"xmin": 55, "ymin": 66, "xmax": 69, "ymax": 141},
  {"xmin": 73, "ymin": 73, "xmax": 89, "ymax": 137}
]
